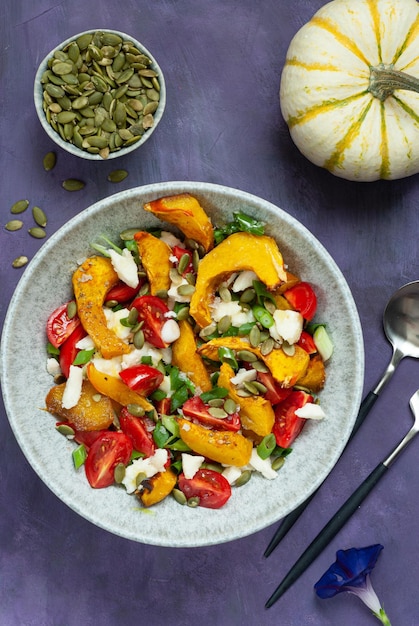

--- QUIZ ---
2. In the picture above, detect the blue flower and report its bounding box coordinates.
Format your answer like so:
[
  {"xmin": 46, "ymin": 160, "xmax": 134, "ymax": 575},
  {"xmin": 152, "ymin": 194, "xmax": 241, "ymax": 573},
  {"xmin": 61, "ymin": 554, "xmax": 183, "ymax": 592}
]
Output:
[{"xmin": 314, "ymin": 545, "xmax": 391, "ymax": 625}]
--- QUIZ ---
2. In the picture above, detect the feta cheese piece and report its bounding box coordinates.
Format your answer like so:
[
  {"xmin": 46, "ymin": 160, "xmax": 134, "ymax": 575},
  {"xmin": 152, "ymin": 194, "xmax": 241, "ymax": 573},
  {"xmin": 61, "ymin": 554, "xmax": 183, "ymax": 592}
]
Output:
[
  {"xmin": 122, "ymin": 449, "xmax": 169, "ymax": 494},
  {"xmin": 248, "ymin": 449, "xmax": 278, "ymax": 480},
  {"xmin": 271, "ymin": 309, "xmax": 303, "ymax": 344},
  {"xmin": 167, "ymin": 277, "xmax": 191, "ymax": 303},
  {"xmin": 104, "ymin": 307, "xmax": 131, "ymax": 340},
  {"xmin": 160, "ymin": 230, "xmax": 183, "ymax": 248},
  {"xmin": 230, "ymin": 367, "xmax": 257, "ymax": 385},
  {"xmin": 75, "ymin": 335, "xmax": 95, "ymax": 350},
  {"xmin": 92, "ymin": 356, "xmax": 123, "ymax": 377},
  {"xmin": 231, "ymin": 270, "xmax": 257, "ymax": 293},
  {"xmin": 295, "ymin": 403, "xmax": 326, "ymax": 420},
  {"xmin": 62, "ymin": 365, "xmax": 83, "ymax": 409},
  {"xmin": 108, "ymin": 248, "xmax": 139, "ymax": 288},
  {"xmin": 181, "ymin": 453, "xmax": 205, "ymax": 479},
  {"xmin": 210, "ymin": 299, "xmax": 255, "ymax": 327},
  {"xmin": 161, "ymin": 319, "xmax": 180, "ymax": 344},
  {"xmin": 221, "ymin": 465, "xmax": 243, "ymax": 485},
  {"xmin": 46, "ymin": 358, "xmax": 62, "ymax": 377}
]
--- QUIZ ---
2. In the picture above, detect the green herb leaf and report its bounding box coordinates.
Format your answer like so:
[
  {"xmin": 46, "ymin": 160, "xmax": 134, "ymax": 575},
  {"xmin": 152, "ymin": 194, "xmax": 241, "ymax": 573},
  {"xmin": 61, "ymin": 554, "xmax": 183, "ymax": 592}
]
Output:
[{"xmin": 72, "ymin": 349, "xmax": 95, "ymax": 366}]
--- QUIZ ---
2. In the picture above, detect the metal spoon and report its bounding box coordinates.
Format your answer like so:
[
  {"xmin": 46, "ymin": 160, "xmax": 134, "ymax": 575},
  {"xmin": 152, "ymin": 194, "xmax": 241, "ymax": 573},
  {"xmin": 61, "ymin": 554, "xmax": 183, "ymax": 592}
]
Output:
[
  {"xmin": 264, "ymin": 280, "xmax": 419, "ymax": 557},
  {"xmin": 265, "ymin": 388, "xmax": 419, "ymax": 608}
]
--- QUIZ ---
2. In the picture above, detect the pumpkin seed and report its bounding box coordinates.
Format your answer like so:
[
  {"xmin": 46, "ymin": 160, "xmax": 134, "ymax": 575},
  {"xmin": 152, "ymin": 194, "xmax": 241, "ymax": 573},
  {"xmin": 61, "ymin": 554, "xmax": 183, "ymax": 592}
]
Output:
[
  {"xmin": 237, "ymin": 349, "xmax": 258, "ymax": 362},
  {"xmin": 135, "ymin": 472, "xmax": 147, "ymax": 488},
  {"xmin": 234, "ymin": 470, "xmax": 252, "ymax": 487},
  {"xmin": 114, "ymin": 463, "xmax": 126, "ymax": 484},
  {"xmin": 217, "ymin": 315, "xmax": 232, "ymax": 334},
  {"xmin": 43, "ymin": 151, "xmax": 56, "ymax": 171},
  {"xmin": 187, "ymin": 496, "xmax": 200, "ymax": 508},
  {"xmin": 200, "ymin": 322, "xmax": 217, "ymax": 338},
  {"xmin": 249, "ymin": 324, "xmax": 261, "ymax": 347},
  {"xmin": 240, "ymin": 288, "xmax": 256, "ymax": 304},
  {"xmin": 56, "ymin": 423, "xmax": 75, "ymax": 437},
  {"xmin": 5, "ymin": 219, "xmax": 23, "ymax": 231},
  {"xmin": 10, "ymin": 199, "xmax": 29, "ymax": 214},
  {"xmin": 219, "ymin": 285, "xmax": 232, "ymax": 302},
  {"xmin": 252, "ymin": 380, "xmax": 268, "ymax": 394},
  {"xmin": 62, "ymin": 178, "xmax": 85, "ymax": 191},
  {"xmin": 133, "ymin": 328, "xmax": 145, "ymax": 349},
  {"xmin": 172, "ymin": 488, "xmax": 187, "ymax": 506},
  {"xmin": 252, "ymin": 359, "xmax": 269, "ymax": 373},
  {"xmin": 223, "ymin": 398, "xmax": 237, "ymax": 415},
  {"xmin": 32, "ymin": 206, "xmax": 47, "ymax": 227},
  {"xmin": 260, "ymin": 337, "xmax": 274, "ymax": 356},
  {"xmin": 107, "ymin": 169, "xmax": 128, "ymax": 183},
  {"xmin": 66, "ymin": 300, "xmax": 77, "ymax": 319},
  {"xmin": 127, "ymin": 403, "xmax": 145, "ymax": 417},
  {"xmin": 28, "ymin": 227, "xmax": 46, "ymax": 238},
  {"xmin": 177, "ymin": 284, "xmax": 195, "ymax": 297},
  {"xmin": 242, "ymin": 381, "xmax": 260, "ymax": 395},
  {"xmin": 271, "ymin": 456, "xmax": 286, "ymax": 471},
  {"xmin": 176, "ymin": 306, "xmax": 190, "ymax": 321},
  {"xmin": 208, "ymin": 407, "xmax": 228, "ymax": 419},
  {"xmin": 178, "ymin": 253, "xmax": 190, "ymax": 275},
  {"xmin": 282, "ymin": 341, "xmax": 296, "ymax": 356},
  {"xmin": 12, "ymin": 255, "xmax": 28, "ymax": 268}
]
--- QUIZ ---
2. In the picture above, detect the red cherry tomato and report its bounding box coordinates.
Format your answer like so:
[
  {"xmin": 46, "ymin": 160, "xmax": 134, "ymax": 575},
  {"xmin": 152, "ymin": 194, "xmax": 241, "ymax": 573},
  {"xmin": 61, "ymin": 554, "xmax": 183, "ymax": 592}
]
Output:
[
  {"xmin": 119, "ymin": 364, "xmax": 164, "ymax": 395},
  {"xmin": 85, "ymin": 431, "xmax": 133, "ymax": 489},
  {"xmin": 47, "ymin": 302, "xmax": 80, "ymax": 348},
  {"xmin": 256, "ymin": 371, "xmax": 293, "ymax": 405},
  {"xmin": 297, "ymin": 330, "xmax": 318, "ymax": 354},
  {"xmin": 172, "ymin": 246, "xmax": 194, "ymax": 276},
  {"xmin": 74, "ymin": 429, "xmax": 108, "ymax": 449},
  {"xmin": 59, "ymin": 324, "xmax": 87, "ymax": 379},
  {"xmin": 178, "ymin": 469, "xmax": 232, "ymax": 509},
  {"xmin": 105, "ymin": 281, "xmax": 141, "ymax": 304},
  {"xmin": 119, "ymin": 407, "xmax": 156, "ymax": 457},
  {"xmin": 273, "ymin": 390, "xmax": 313, "ymax": 448},
  {"xmin": 130, "ymin": 295, "xmax": 170, "ymax": 348},
  {"xmin": 283, "ymin": 282, "xmax": 317, "ymax": 321},
  {"xmin": 182, "ymin": 396, "xmax": 241, "ymax": 431}
]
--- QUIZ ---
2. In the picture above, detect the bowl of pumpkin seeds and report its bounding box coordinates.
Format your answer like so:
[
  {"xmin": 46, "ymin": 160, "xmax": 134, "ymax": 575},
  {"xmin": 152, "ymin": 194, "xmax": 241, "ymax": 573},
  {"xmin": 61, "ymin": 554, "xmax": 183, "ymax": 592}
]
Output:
[{"xmin": 34, "ymin": 29, "xmax": 166, "ymax": 160}]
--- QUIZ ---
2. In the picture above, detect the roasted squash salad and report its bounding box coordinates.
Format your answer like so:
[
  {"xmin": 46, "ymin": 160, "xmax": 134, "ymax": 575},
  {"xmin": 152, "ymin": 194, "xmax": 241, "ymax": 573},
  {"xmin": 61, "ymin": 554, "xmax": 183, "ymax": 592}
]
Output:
[{"xmin": 45, "ymin": 194, "xmax": 333, "ymax": 509}]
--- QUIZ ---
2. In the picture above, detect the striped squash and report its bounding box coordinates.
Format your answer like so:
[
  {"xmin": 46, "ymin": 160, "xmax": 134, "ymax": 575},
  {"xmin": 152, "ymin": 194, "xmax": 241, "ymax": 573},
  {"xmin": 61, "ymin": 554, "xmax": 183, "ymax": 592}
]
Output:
[{"xmin": 279, "ymin": 0, "xmax": 419, "ymax": 181}]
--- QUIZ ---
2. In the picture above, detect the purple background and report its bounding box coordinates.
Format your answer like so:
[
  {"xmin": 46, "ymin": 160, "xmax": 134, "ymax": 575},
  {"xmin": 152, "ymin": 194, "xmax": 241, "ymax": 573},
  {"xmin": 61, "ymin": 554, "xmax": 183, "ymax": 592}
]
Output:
[{"xmin": 1, "ymin": 1, "xmax": 419, "ymax": 624}]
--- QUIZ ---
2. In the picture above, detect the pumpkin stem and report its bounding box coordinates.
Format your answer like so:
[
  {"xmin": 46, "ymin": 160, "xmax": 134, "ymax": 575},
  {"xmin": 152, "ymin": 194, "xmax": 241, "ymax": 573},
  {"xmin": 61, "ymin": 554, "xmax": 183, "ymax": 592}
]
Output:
[{"xmin": 369, "ymin": 64, "xmax": 419, "ymax": 101}]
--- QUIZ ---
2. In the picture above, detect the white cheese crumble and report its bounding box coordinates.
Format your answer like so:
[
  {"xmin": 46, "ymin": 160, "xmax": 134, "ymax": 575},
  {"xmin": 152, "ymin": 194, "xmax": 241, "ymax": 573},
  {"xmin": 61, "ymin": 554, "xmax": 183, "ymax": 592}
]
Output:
[
  {"xmin": 103, "ymin": 307, "xmax": 131, "ymax": 340},
  {"xmin": 160, "ymin": 230, "xmax": 183, "ymax": 248},
  {"xmin": 230, "ymin": 367, "xmax": 257, "ymax": 385},
  {"xmin": 181, "ymin": 453, "xmax": 205, "ymax": 479},
  {"xmin": 270, "ymin": 309, "xmax": 303, "ymax": 344},
  {"xmin": 221, "ymin": 465, "xmax": 243, "ymax": 485},
  {"xmin": 161, "ymin": 319, "xmax": 180, "ymax": 343},
  {"xmin": 295, "ymin": 403, "xmax": 326, "ymax": 420},
  {"xmin": 210, "ymin": 298, "xmax": 254, "ymax": 327},
  {"xmin": 46, "ymin": 358, "xmax": 62, "ymax": 377},
  {"xmin": 122, "ymin": 448, "xmax": 169, "ymax": 494},
  {"xmin": 92, "ymin": 355, "xmax": 123, "ymax": 377},
  {"xmin": 231, "ymin": 270, "xmax": 257, "ymax": 293},
  {"xmin": 62, "ymin": 365, "xmax": 83, "ymax": 409},
  {"xmin": 108, "ymin": 248, "xmax": 139, "ymax": 288},
  {"xmin": 247, "ymin": 449, "xmax": 278, "ymax": 480},
  {"xmin": 75, "ymin": 335, "xmax": 95, "ymax": 350}
]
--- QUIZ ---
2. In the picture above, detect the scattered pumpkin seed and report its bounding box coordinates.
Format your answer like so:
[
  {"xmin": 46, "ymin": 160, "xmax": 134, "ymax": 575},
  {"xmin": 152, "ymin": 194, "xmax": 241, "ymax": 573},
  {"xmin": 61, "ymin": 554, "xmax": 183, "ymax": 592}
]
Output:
[
  {"xmin": 66, "ymin": 300, "xmax": 77, "ymax": 319},
  {"xmin": 234, "ymin": 470, "xmax": 252, "ymax": 487},
  {"xmin": 249, "ymin": 324, "xmax": 261, "ymax": 347},
  {"xmin": 62, "ymin": 178, "xmax": 85, "ymax": 191},
  {"xmin": 12, "ymin": 255, "xmax": 28, "ymax": 268},
  {"xmin": 178, "ymin": 253, "xmax": 191, "ymax": 275},
  {"xmin": 5, "ymin": 219, "xmax": 23, "ymax": 231},
  {"xmin": 187, "ymin": 496, "xmax": 200, "ymax": 508},
  {"xmin": 127, "ymin": 403, "xmax": 145, "ymax": 417},
  {"xmin": 260, "ymin": 337, "xmax": 274, "ymax": 356},
  {"xmin": 107, "ymin": 169, "xmax": 129, "ymax": 183},
  {"xmin": 176, "ymin": 306, "xmax": 190, "ymax": 321},
  {"xmin": 223, "ymin": 398, "xmax": 237, "ymax": 415},
  {"xmin": 10, "ymin": 199, "xmax": 29, "ymax": 214},
  {"xmin": 56, "ymin": 423, "xmax": 75, "ymax": 437},
  {"xmin": 282, "ymin": 342, "xmax": 296, "ymax": 356},
  {"xmin": 200, "ymin": 322, "xmax": 217, "ymax": 337},
  {"xmin": 177, "ymin": 283, "xmax": 195, "ymax": 297},
  {"xmin": 135, "ymin": 472, "xmax": 147, "ymax": 488},
  {"xmin": 219, "ymin": 286, "xmax": 232, "ymax": 303},
  {"xmin": 208, "ymin": 407, "xmax": 228, "ymax": 419},
  {"xmin": 119, "ymin": 227, "xmax": 140, "ymax": 240},
  {"xmin": 271, "ymin": 456, "xmax": 286, "ymax": 471},
  {"xmin": 32, "ymin": 206, "xmax": 47, "ymax": 227},
  {"xmin": 252, "ymin": 359, "xmax": 269, "ymax": 373},
  {"xmin": 114, "ymin": 463, "xmax": 126, "ymax": 484},
  {"xmin": 133, "ymin": 328, "xmax": 145, "ymax": 349},
  {"xmin": 217, "ymin": 315, "xmax": 232, "ymax": 334},
  {"xmin": 28, "ymin": 227, "xmax": 46, "ymax": 238},
  {"xmin": 242, "ymin": 381, "xmax": 260, "ymax": 395},
  {"xmin": 43, "ymin": 151, "xmax": 57, "ymax": 171},
  {"xmin": 208, "ymin": 398, "xmax": 225, "ymax": 408},
  {"xmin": 237, "ymin": 349, "xmax": 258, "ymax": 362},
  {"xmin": 172, "ymin": 488, "xmax": 187, "ymax": 506}
]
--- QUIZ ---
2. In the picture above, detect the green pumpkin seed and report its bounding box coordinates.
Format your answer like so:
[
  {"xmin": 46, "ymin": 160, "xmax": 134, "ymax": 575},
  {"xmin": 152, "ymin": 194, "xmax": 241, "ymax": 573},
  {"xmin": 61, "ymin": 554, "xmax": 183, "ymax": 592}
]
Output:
[
  {"xmin": 172, "ymin": 488, "xmax": 187, "ymax": 506},
  {"xmin": 260, "ymin": 337, "xmax": 274, "ymax": 356},
  {"xmin": 114, "ymin": 463, "xmax": 126, "ymax": 484},
  {"xmin": 107, "ymin": 169, "xmax": 128, "ymax": 183},
  {"xmin": 208, "ymin": 407, "xmax": 228, "ymax": 419},
  {"xmin": 219, "ymin": 286, "xmax": 232, "ymax": 302},
  {"xmin": 282, "ymin": 342, "xmax": 296, "ymax": 356},
  {"xmin": 271, "ymin": 456, "xmax": 286, "ymax": 471},
  {"xmin": 242, "ymin": 381, "xmax": 260, "ymax": 395},
  {"xmin": 187, "ymin": 496, "xmax": 200, "ymax": 508},
  {"xmin": 217, "ymin": 315, "xmax": 232, "ymax": 334},
  {"xmin": 119, "ymin": 227, "xmax": 140, "ymax": 240},
  {"xmin": 234, "ymin": 470, "xmax": 252, "ymax": 487},
  {"xmin": 76, "ymin": 33, "xmax": 93, "ymax": 50},
  {"xmin": 56, "ymin": 423, "xmax": 75, "ymax": 437},
  {"xmin": 178, "ymin": 253, "xmax": 191, "ymax": 275},
  {"xmin": 52, "ymin": 61, "xmax": 74, "ymax": 75},
  {"xmin": 237, "ymin": 349, "xmax": 258, "ymax": 362},
  {"xmin": 177, "ymin": 284, "xmax": 195, "ymax": 297},
  {"xmin": 127, "ymin": 403, "xmax": 145, "ymax": 417},
  {"xmin": 5, "ymin": 219, "xmax": 23, "ymax": 231},
  {"xmin": 32, "ymin": 206, "xmax": 47, "ymax": 227},
  {"xmin": 66, "ymin": 300, "xmax": 77, "ymax": 319},
  {"xmin": 133, "ymin": 328, "xmax": 145, "ymax": 349},
  {"xmin": 43, "ymin": 151, "xmax": 56, "ymax": 171},
  {"xmin": 12, "ymin": 255, "xmax": 28, "ymax": 268},
  {"xmin": 249, "ymin": 324, "xmax": 261, "ymax": 347},
  {"xmin": 28, "ymin": 227, "xmax": 46, "ymax": 239},
  {"xmin": 176, "ymin": 306, "xmax": 190, "ymax": 321},
  {"xmin": 223, "ymin": 398, "xmax": 237, "ymax": 415},
  {"xmin": 135, "ymin": 472, "xmax": 147, "ymax": 488},
  {"xmin": 11, "ymin": 199, "xmax": 29, "ymax": 214},
  {"xmin": 62, "ymin": 178, "xmax": 85, "ymax": 191}
]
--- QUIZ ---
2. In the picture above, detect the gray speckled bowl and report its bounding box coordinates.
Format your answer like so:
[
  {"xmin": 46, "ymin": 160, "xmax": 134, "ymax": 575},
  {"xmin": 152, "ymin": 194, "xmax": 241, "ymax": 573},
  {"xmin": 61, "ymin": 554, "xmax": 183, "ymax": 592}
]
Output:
[
  {"xmin": 34, "ymin": 29, "xmax": 166, "ymax": 160},
  {"xmin": 0, "ymin": 182, "xmax": 364, "ymax": 547}
]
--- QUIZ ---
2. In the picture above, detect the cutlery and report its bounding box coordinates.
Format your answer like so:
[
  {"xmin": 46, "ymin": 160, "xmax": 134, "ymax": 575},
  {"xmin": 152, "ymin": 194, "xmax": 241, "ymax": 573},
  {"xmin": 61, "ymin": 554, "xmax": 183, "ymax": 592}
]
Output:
[
  {"xmin": 266, "ymin": 388, "xmax": 419, "ymax": 608},
  {"xmin": 264, "ymin": 280, "xmax": 419, "ymax": 558}
]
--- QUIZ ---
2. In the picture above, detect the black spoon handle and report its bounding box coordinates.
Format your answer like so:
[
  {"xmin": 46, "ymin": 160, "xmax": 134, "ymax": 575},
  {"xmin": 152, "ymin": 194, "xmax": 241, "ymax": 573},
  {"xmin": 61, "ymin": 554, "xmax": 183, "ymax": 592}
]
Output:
[
  {"xmin": 265, "ymin": 461, "xmax": 388, "ymax": 608},
  {"xmin": 264, "ymin": 391, "xmax": 378, "ymax": 558}
]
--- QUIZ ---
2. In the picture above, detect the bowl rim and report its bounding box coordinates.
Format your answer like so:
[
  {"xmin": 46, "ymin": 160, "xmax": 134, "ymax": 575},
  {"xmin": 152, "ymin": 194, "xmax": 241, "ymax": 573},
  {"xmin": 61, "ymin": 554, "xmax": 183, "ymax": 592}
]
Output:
[
  {"xmin": 33, "ymin": 28, "xmax": 166, "ymax": 161},
  {"xmin": 0, "ymin": 181, "xmax": 365, "ymax": 546}
]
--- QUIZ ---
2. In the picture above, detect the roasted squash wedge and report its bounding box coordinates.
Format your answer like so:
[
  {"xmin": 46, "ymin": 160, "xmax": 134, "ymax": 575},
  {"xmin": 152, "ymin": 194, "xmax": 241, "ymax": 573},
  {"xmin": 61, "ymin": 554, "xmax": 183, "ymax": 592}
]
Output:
[
  {"xmin": 72, "ymin": 256, "xmax": 130, "ymax": 359},
  {"xmin": 86, "ymin": 363, "xmax": 154, "ymax": 412},
  {"xmin": 143, "ymin": 193, "xmax": 214, "ymax": 252},
  {"xmin": 296, "ymin": 354, "xmax": 326, "ymax": 392},
  {"xmin": 134, "ymin": 231, "xmax": 172, "ymax": 295},
  {"xmin": 137, "ymin": 469, "xmax": 177, "ymax": 507},
  {"xmin": 189, "ymin": 232, "xmax": 287, "ymax": 328}
]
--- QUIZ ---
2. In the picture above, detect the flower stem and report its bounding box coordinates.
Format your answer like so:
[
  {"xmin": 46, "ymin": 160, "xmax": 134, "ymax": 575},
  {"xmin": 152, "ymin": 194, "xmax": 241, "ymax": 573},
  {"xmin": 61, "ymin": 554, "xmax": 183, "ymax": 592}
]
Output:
[
  {"xmin": 373, "ymin": 607, "xmax": 392, "ymax": 626},
  {"xmin": 369, "ymin": 63, "xmax": 419, "ymax": 101}
]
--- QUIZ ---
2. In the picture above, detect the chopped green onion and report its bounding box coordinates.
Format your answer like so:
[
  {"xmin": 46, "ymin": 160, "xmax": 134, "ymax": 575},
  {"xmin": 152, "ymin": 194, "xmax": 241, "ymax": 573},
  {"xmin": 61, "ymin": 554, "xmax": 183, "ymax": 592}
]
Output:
[
  {"xmin": 170, "ymin": 384, "xmax": 190, "ymax": 413},
  {"xmin": 151, "ymin": 389, "xmax": 167, "ymax": 402},
  {"xmin": 218, "ymin": 347, "xmax": 238, "ymax": 370},
  {"xmin": 153, "ymin": 421, "xmax": 171, "ymax": 448},
  {"xmin": 313, "ymin": 325, "xmax": 334, "ymax": 361},
  {"xmin": 161, "ymin": 415, "xmax": 179, "ymax": 437},
  {"xmin": 200, "ymin": 387, "xmax": 229, "ymax": 402},
  {"xmin": 72, "ymin": 444, "xmax": 87, "ymax": 470},
  {"xmin": 256, "ymin": 434, "xmax": 276, "ymax": 459},
  {"xmin": 252, "ymin": 304, "xmax": 274, "ymax": 329},
  {"xmin": 140, "ymin": 355, "xmax": 153, "ymax": 365},
  {"xmin": 72, "ymin": 349, "xmax": 95, "ymax": 366}
]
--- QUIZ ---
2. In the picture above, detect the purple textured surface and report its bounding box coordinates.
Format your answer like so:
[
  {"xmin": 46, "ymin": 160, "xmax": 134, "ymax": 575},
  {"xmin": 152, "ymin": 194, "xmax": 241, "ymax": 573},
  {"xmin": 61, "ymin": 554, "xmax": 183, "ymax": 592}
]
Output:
[{"xmin": 1, "ymin": 1, "xmax": 418, "ymax": 624}]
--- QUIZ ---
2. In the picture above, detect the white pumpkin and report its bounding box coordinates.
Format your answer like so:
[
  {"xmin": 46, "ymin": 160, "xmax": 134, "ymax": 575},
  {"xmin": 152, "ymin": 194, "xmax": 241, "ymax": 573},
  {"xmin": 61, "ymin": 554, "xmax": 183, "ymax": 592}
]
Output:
[{"xmin": 279, "ymin": 0, "xmax": 419, "ymax": 182}]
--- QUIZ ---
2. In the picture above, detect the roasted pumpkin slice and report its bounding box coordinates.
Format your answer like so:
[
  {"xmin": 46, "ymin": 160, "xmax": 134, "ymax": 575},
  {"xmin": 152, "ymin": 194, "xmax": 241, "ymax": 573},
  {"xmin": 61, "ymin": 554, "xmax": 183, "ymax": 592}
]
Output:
[
  {"xmin": 143, "ymin": 193, "xmax": 214, "ymax": 252},
  {"xmin": 189, "ymin": 232, "xmax": 287, "ymax": 328},
  {"xmin": 137, "ymin": 469, "xmax": 177, "ymax": 507},
  {"xmin": 134, "ymin": 231, "xmax": 172, "ymax": 295},
  {"xmin": 86, "ymin": 363, "xmax": 154, "ymax": 412},
  {"xmin": 72, "ymin": 256, "xmax": 130, "ymax": 359}
]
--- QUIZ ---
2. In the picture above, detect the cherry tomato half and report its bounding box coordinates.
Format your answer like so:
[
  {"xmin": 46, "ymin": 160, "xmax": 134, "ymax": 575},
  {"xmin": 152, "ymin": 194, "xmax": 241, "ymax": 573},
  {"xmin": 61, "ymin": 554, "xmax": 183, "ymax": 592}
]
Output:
[
  {"xmin": 283, "ymin": 282, "xmax": 317, "ymax": 321},
  {"xmin": 47, "ymin": 302, "xmax": 80, "ymax": 348},
  {"xmin": 119, "ymin": 364, "xmax": 164, "ymax": 396},
  {"xmin": 178, "ymin": 468, "xmax": 232, "ymax": 509},
  {"xmin": 59, "ymin": 324, "xmax": 87, "ymax": 379},
  {"xmin": 297, "ymin": 330, "xmax": 318, "ymax": 354},
  {"xmin": 131, "ymin": 295, "xmax": 170, "ymax": 348},
  {"xmin": 119, "ymin": 407, "xmax": 156, "ymax": 457},
  {"xmin": 256, "ymin": 371, "xmax": 293, "ymax": 406},
  {"xmin": 272, "ymin": 390, "xmax": 313, "ymax": 448},
  {"xmin": 105, "ymin": 281, "xmax": 141, "ymax": 304},
  {"xmin": 182, "ymin": 396, "xmax": 241, "ymax": 432},
  {"xmin": 85, "ymin": 431, "xmax": 133, "ymax": 489}
]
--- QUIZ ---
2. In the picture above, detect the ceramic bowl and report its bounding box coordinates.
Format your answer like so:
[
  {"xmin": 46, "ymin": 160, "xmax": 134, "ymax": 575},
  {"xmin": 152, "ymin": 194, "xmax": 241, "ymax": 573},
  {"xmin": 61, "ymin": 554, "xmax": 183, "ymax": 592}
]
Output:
[
  {"xmin": 34, "ymin": 29, "xmax": 166, "ymax": 160},
  {"xmin": 0, "ymin": 182, "xmax": 364, "ymax": 547}
]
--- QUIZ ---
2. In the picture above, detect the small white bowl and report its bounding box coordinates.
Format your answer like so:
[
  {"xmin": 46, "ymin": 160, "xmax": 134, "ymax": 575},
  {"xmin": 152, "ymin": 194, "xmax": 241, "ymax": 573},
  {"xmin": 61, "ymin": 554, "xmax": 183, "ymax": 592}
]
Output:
[
  {"xmin": 34, "ymin": 29, "xmax": 166, "ymax": 160},
  {"xmin": 0, "ymin": 182, "xmax": 364, "ymax": 547}
]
